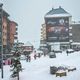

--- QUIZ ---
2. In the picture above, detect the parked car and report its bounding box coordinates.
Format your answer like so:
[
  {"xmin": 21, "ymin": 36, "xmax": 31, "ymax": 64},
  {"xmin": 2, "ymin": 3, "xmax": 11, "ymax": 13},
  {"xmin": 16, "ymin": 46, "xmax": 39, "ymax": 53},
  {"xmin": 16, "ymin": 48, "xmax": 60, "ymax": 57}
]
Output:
[
  {"xmin": 66, "ymin": 49, "xmax": 74, "ymax": 53},
  {"xmin": 73, "ymin": 48, "xmax": 80, "ymax": 51},
  {"xmin": 49, "ymin": 52, "xmax": 56, "ymax": 58},
  {"xmin": 54, "ymin": 50, "xmax": 62, "ymax": 53}
]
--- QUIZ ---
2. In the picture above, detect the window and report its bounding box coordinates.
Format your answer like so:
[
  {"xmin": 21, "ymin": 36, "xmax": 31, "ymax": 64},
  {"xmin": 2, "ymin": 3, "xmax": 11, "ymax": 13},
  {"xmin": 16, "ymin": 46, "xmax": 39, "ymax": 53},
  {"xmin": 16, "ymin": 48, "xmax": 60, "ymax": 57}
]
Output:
[
  {"xmin": 69, "ymin": 33, "xmax": 72, "ymax": 36},
  {"xmin": 69, "ymin": 26, "xmax": 72, "ymax": 29}
]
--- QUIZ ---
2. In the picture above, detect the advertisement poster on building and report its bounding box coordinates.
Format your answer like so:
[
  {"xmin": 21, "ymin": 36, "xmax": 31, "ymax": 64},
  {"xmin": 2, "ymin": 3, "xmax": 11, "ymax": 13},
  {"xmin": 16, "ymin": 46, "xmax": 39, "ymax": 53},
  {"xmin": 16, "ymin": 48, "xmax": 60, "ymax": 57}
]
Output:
[{"xmin": 46, "ymin": 17, "xmax": 69, "ymax": 42}]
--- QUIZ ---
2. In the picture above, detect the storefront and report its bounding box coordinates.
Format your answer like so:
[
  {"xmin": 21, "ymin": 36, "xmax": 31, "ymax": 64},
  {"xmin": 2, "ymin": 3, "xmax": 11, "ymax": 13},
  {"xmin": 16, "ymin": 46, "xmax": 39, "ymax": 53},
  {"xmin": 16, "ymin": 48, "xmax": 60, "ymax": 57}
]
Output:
[
  {"xmin": 71, "ymin": 42, "xmax": 80, "ymax": 50},
  {"xmin": 60, "ymin": 42, "xmax": 70, "ymax": 50}
]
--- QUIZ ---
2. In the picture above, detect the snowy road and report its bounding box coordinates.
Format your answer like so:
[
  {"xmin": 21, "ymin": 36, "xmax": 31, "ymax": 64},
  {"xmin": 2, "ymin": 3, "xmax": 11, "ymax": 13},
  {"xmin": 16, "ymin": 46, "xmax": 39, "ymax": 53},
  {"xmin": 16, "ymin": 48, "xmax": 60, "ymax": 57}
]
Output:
[{"xmin": 0, "ymin": 51, "xmax": 80, "ymax": 80}]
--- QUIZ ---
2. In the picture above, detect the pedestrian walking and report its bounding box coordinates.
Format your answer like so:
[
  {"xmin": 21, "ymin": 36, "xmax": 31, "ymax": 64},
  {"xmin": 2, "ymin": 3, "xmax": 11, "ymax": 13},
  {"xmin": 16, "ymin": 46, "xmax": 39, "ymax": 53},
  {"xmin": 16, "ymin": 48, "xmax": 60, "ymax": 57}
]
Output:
[
  {"xmin": 34, "ymin": 54, "xmax": 37, "ymax": 60},
  {"xmin": 66, "ymin": 50, "xmax": 68, "ymax": 56},
  {"xmin": 26, "ymin": 55, "xmax": 31, "ymax": 62},
  {"xmin": 28, "ymin": 55, "xmax": 31, "ymax": 62},
  {"xmin": 34, "ymin": 50, "xmax": 37, "ymax": 60},
  {"xmin": 26, "ymin": 55, "xmax": 29, "ymax": 62},
  {"xmin": 38, "ymin": 53, "xmax": 41, "ymax": 58}
]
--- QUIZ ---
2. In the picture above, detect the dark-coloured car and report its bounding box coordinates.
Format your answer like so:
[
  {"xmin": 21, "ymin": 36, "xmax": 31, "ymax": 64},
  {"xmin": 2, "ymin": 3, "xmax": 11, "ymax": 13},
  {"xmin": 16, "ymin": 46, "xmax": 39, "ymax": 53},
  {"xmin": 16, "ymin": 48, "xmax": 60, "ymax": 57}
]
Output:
[
  {"xmin": 54, "ymin": 50, "xmax": 62, "ymax": 53},
  {"xmin": 73, "ymin": 48, "xmax": 80, "ymax": 51},
  {"xmin": 49, "ymin": 52, "xmax": 56, "ymax": 58}
]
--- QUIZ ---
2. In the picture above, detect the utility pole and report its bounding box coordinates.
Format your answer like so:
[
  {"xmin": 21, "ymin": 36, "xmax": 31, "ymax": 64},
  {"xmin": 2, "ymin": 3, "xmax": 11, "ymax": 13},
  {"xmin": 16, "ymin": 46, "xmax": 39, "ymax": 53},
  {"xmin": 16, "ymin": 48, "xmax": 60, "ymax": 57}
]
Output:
[{"xmin": 0, "ymin": 3, "xmax": 4, "ymax": 79}]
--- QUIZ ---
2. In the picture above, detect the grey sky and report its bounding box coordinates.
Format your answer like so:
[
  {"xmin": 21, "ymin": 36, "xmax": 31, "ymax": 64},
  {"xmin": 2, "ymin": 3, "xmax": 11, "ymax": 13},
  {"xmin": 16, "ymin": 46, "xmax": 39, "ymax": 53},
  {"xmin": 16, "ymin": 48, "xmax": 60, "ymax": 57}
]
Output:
[{"xmin": 0, "ymin": 0, "xmax": 80, "ymax": 48}]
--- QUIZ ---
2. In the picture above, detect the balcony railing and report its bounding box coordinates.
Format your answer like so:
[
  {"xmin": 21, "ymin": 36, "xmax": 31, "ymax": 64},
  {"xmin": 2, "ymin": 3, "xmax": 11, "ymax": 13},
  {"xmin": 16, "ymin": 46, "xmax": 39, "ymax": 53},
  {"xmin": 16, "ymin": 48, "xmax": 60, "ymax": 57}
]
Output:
[{"xmin": 14, "ymin": 36, "xmax": 18, "ymax": 39}]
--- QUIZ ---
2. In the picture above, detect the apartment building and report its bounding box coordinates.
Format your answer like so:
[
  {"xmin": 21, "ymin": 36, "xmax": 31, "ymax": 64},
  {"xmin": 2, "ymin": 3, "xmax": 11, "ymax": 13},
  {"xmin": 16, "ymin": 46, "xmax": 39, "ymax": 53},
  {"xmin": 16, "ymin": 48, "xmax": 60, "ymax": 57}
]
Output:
[
  {"xmin": 7, "ymin": 20, "xmax": 18, "ymax": 52},
  {"xmin": 40, "ymin": 6, "xmax": 72, "ymax": 51},
  {"xmin": 40, "ymin": 6, "xmax": 80, "ymax": 51},
  {"xmin": 0, "ymin": 6, "xmax": 18, "ymax": 54},
  {"xmin": 2, "ymin": 10, "xmax": 9, "ymax": 54}
]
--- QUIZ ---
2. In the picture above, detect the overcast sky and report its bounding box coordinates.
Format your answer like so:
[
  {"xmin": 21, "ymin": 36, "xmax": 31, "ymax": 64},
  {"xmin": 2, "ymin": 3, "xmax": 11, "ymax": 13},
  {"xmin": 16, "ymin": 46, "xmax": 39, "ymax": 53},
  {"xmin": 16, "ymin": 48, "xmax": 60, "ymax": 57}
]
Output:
[{"xmin": 0, "ymin": 0, "xmax": 80, "ymax": 48}]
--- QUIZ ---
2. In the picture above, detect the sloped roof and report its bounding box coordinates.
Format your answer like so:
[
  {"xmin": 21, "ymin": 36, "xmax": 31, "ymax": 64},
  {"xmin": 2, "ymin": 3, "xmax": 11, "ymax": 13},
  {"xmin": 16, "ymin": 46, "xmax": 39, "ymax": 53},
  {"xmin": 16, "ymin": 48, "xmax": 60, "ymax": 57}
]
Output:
[
  {"xmin": 45, "ymin": 6, "xmax": 71, "ymax": 18},
  {"xmin": 0, "ymin": 3, "xmax": 9, "ymax": 17},
  {"xmin": 10, "ymin": 21, "xmax": 18, "ymax": 26},
  {"xmin": 24, "ymin": 41, "xmax": 33, "ymax": 46},
  {"xmin": 3, "ymin": 10, "xmax": 10, "ymax": 17}
]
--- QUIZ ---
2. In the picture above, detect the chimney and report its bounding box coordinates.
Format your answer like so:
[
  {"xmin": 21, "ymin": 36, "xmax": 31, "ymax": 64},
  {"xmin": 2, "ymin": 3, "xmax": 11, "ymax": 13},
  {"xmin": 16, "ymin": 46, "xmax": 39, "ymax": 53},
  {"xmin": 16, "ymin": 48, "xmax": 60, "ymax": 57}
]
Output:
[
  {"xmin": 59, "ymin": 6, "xmax": 61, "ymax": 8},
  {"xmin": 52, "ymin": 7, "xmax": 54, "ymax": 10}
]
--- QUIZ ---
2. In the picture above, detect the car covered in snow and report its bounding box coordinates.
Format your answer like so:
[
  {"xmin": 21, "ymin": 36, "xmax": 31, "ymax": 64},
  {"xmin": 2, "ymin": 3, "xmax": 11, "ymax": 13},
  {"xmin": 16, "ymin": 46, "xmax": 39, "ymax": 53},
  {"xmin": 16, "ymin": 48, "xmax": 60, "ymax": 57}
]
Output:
[{"xmin": 66, "ymin": 49, "xmax": 74, "ymax": 53}]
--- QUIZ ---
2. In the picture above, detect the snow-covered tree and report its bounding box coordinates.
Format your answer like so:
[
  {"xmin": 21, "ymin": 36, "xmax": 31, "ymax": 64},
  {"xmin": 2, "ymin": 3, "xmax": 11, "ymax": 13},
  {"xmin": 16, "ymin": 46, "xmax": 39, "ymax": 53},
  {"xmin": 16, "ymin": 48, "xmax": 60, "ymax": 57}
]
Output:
[{"xmin": 10, "ymin": 41, "xmax": 22, "ymax": 80}]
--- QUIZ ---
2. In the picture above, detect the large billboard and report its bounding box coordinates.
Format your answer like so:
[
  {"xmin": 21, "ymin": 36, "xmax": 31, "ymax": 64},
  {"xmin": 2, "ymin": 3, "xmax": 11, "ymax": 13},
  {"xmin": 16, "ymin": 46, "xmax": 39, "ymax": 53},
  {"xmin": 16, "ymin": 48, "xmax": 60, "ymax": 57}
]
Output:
[{"xmin": 46, "ymin": 17, "xmax": 69, "ymax": 42}]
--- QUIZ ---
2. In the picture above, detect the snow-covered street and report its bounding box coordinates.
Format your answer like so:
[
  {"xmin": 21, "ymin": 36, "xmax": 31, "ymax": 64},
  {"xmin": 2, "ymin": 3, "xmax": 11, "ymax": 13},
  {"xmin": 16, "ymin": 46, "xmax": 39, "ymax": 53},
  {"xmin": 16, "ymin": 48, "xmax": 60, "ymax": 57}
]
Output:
[{"xmin": 0, "ymin": 51, "xmax": 80, "ymax": 80}]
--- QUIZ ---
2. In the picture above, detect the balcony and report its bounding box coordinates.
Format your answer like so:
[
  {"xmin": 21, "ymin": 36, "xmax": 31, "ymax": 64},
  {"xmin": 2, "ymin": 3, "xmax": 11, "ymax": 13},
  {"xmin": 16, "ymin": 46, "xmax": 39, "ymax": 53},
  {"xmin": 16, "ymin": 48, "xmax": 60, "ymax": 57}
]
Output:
[
  {"xmin": 14, "ymin": 36, "xmax": 18, "ymax": 39},
  {"xmin": 69, "ymin": 26, "xmax": 72, "ymax": 29},
  {"xmin": 16, "ymin": 27, "xmax": 18, "ymax": 31},
  {"xmin": 69, "ymin": 33, "xmax": 72, "ymax": 36},
  {"xmin": 15, "ymin": 32, "xmax": 18, "ymax": 35}
]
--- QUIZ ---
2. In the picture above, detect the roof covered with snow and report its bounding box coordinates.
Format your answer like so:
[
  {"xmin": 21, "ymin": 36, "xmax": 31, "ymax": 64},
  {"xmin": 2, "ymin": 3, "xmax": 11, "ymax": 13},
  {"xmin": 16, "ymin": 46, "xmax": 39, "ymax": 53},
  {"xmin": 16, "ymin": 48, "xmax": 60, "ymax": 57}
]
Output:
[
  {"xmin": 45, "ymin": 6, "xmax": 71, "ymax": 18},
  {"xmin": 24, "ymin": 41, "xmax": 33, "ymax": 46}
]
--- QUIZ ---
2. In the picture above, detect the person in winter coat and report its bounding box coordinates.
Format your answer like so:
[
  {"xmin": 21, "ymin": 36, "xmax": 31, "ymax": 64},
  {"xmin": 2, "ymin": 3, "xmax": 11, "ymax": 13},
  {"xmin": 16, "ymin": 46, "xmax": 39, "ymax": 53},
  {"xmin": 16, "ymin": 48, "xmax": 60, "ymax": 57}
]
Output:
[
  {"xmin": 66, "ymin": 50, "xmax": 68, "ymax": 56},
  {"xmin": 28, "ymin": 55, "xmax": 31, "ymax": 62},
  {"xmin": 26, "ymin": 55, "xmax": 31, "ymax": 62},
  {"xmin": 26, "ymin": 55, "xmax": 29, "ymax": 62},
  {"xmin": 34, "ymin": 54, "xmax": 37, "ymax": 60},
  {"xmin": 38, "ymin": 53, "xmax": 41, "ymax": 58}
]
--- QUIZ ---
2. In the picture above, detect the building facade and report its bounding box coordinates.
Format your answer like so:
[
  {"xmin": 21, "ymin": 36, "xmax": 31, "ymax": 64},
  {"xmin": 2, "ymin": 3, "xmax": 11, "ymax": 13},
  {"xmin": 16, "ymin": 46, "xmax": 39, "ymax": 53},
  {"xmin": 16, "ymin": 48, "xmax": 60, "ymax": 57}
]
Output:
[
  {"xmin": 9, "ymin": 21, "xmax": 18, "ymax": 45},
  {"xmin": 41, "ymin": 6, "xmax": 73, "ymax": 51},
  {"xmin": 2, "ymin": 10, "xmax": 9, "ymax": 54},
  {"xmin": 40, "ymin": 6, "xmax": 80, "ymax": 51},
  {"xmin": 0, "ymin": 7, "xmax": 18, "ymax": 54},
  {"xmin": 70, "ymin": 22, "xmax": 80, "ymax": 49},
  {"xmin": 7, "ymin": 20, "xmax": 18, "ymax": 52},
  {"xmin": 40, "ymin": 24, "xmax": 47, "ymax": 49}
]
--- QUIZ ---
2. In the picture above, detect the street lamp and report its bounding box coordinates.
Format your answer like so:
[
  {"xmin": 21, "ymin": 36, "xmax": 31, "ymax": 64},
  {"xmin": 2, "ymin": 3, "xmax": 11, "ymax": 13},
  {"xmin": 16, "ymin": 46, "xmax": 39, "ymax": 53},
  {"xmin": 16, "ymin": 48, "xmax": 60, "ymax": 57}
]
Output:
[{"xmin": 0, "ymin": 3, "xmax": 4, "ymax": 78}]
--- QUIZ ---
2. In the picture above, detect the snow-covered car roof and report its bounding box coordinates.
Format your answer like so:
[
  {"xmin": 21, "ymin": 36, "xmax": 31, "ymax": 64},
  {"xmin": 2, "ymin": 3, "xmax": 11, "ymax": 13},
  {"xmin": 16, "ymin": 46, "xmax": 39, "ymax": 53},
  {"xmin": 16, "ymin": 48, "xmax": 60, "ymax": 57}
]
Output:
[{"xmin": 67, "ymin": 49, "xmax": 74, "ymax": 51}]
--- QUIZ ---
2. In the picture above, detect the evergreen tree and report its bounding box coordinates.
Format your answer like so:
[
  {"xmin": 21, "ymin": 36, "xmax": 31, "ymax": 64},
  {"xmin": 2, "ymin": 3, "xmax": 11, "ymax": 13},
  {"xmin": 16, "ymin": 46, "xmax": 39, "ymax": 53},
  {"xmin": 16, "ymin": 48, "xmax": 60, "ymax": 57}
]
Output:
[{"xmin": 10, "ymin": 41, "xmax": 22, "ymax": 80}]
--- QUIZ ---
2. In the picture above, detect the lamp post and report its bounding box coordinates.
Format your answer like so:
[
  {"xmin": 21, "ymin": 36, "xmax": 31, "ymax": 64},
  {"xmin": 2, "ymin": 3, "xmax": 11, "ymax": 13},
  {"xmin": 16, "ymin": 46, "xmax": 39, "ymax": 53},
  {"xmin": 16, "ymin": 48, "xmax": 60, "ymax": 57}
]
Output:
[{"xmin": 0, "ymin": 3, "xmax": 4, "ymax": 79}]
